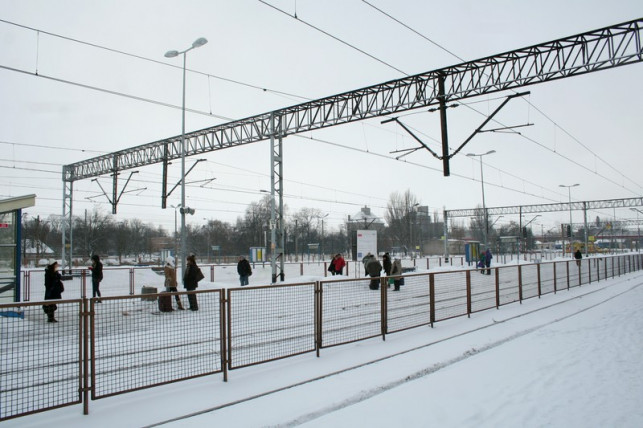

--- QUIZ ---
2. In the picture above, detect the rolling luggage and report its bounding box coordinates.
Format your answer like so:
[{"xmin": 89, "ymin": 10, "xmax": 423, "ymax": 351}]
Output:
[{"xmin": 158, "ymin": 292, "xmax": 173, "ymax": 312}]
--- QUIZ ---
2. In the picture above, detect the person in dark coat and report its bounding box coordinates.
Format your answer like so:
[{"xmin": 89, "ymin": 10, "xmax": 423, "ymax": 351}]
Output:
[
  {"xmin": 328, "ymin": 255, "xmax": 337, "ymax": 275},
  {"xmin": 43, "ymin": 260, "xmax": 64, "ymax": 323},
  {"xmin": 390, "ymin": 258, "xmax": 404, "ymax": 291},
  {"xmin": 237, "ymin": 256, "xmax": 252, "ymax": 286},
  {"xmin": 89, "ymin": 254, "xmax": 103, "ymax": 301},
  {"xmin": 484, "ymin": 249, "xmax": 493, "ymax": 275},
  {"xmin": 574, "ymin": 248, "xmax": 582, "ymax": 267},
  {"xmin": 362, "ymin": 253, "xmax": 374, "ymax": 276},
  {"xmin": 365, "ymin": 256, "xmax": 383, "ymax": 290},
  {"xmin": 382, "ymin": 252, "xmax": 392, "ymax": 277},
  {"xmin": 183, "ymin": 254, "xmax": 199, "ymax": 311}
]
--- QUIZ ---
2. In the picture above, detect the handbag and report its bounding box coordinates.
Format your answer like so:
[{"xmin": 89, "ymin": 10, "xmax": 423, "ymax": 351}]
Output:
[{"xmin": 195, "ymin": 267, "xmax": 205, "ymax": 282}]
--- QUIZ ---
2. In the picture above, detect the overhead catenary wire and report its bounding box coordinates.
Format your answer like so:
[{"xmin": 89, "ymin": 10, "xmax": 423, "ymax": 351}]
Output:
[{"xmin": 360, "ymin": 1, "xmax": 643, "ymax": 195}]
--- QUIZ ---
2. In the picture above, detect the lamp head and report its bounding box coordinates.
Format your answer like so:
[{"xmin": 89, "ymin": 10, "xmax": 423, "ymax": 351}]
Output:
[
  {"xmin": 164, "ymin": 50, "xmax": 179, "ymax": 58},
  {"xmin": 192, "ymin": 37, "xmax": 208, "ymax": 48}
]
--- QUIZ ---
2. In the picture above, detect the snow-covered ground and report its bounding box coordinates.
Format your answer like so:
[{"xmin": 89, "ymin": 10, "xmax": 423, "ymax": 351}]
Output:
[{"xmin": 6, "ymin": 261, "xmax": 642, "ymax": 427}]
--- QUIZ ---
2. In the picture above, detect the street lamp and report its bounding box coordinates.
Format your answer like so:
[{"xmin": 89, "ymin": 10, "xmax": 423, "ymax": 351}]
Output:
[
  {"xmin": 165, "ymin": 37, "xmax": 208, "ymax": 276},
  {"xmin": 318, "ymin": 213, "xmax": 329, "ymax": 257},
  {"xmin": 467, "ymin": 150, "xmax": 496, "ymax": 248},
  {"xmin": 559, "ymin": 183, "xmax": 580, "ymax": 256}
]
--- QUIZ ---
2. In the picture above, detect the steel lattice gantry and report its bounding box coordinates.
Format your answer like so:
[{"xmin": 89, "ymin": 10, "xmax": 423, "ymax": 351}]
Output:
[
  {"xmin": 60, "ymin": 18, "xmax": 642, "ymax": 271},
  {"xmin": 443, "ymin": 197, "xmax": 643, "ymax": 260}
]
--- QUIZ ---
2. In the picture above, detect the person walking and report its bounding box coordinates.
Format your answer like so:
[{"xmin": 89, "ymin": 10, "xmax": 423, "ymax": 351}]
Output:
[
  {"xmin": 382, "ymin": 252, "xmax": 392, "ymax": 277},
  {"xmin": 333, "ymin": 253, "xmax": 346, "ymax": 275},
  {"xmin": 328, "ymin": 255, "xmax": 337, "ymax": 276},
  {"xmin": 183, "ymin": 254, "xmax": 201, "ymax": 311},
  {"xmin": 484, "ymin": 248, "xmax": 493, "ymax": 275},
  {"xmin": 390, "ymin": 258, "xmax": 404, "ymax": 291},
  {"xmin": 365, "ymin": 255, "xmax": 383, "ymax": 290},
  {"xmin": 574, "ymin": 248, "xmax": 582, "ymax": 267},
  {"xmin": 89, "ymin": 254, "xmax": 103, "ymax": 302},
  {"xmin": 237, "ymin": 256, "xmax": 252, "ymax": 286},
  {"xmin": 43, "ymin": 260, "xmax": 64, "ymax": 323},
  {"xmin": 164, "ymin": 257, "xmax": 184, "ymax": 310}
]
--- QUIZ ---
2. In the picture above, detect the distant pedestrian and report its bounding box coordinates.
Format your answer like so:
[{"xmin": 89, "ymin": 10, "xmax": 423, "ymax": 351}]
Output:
[
  {"xmin": 333, "ymin": 253, "xmax": 346, "ymax": 275},
  {"xmin": 237, "ymin": 256, "xmax": 252, "ymax": 286},
  {"xmin": 390, "ymin": 258, "xmax": 404, "ymax": 291},
  {"xmin": 164, "ymin": 257, "xmax": 184, "ymax": 310},
  {"xmin": 43, "ymin": 260, "xmax": 64, "ymax": 323},
  {"xmin": 382, "ymin": 252, "xmax": 392, "ymax": 276},
  {"xmin": 183, "ymin": 254, "xmax": 201, "ymax": 311},
  {"xmin": 328, "ymin": 255, "xmax": 337, "ymax": 275},
  {"xmin": 362, "ymin": 253, "xmax": 374, "ymax": 276},
  {"xmin": 484, "ymin": 248, "xmax": 493, "ymax": 275},
  {"xmin": 574, "ymin": 249, "xmax": 582, "ymax": 267},
  {"xmin": 365, "ymin": 255, "xmax": 383, "ymax": 290},
  {"xmin": 89, "ymin": 254, "xmax": 103, "ymax": 301}
]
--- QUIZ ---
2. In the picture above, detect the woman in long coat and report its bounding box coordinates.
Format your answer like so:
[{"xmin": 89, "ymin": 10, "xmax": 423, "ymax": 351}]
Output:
[
  {"xmin": 43, "ymin": 260, "xmax": 64, "ymax": 322},
  {"xmin": 182, "ymin": 254, "xmax": 200, "ymax": 311}
]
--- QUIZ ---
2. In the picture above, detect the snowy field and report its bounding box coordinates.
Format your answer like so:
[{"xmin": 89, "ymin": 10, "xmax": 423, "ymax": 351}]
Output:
[{"xmin": 4, "ymin": 257, "xmax": 642, "ymax": 427}]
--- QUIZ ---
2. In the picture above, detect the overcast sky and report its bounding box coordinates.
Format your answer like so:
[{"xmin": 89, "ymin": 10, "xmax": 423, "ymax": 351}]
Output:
[{"xmin": 1, "ymin": 0, "xmax": 642, "ymax": 235}]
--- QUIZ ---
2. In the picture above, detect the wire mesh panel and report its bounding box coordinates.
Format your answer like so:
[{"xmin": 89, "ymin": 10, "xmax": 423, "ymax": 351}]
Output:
[
  {"xmin": 553, "ymin": 261, "xmax": 568, "ymax": 291},
  {"xmin": 0, "ymin": 300, "xmax": 81, "ymax": 421},
  {"xmin": 568, "ymin": 261, "xmax": 581, "ymax": 288},
  {"xmin": 497, "ymin": 266, "xmax": 520, "ymax": 306},
  {"xmin": 319, "ymin": 277, "xmax": 382, "ymax": 348},
  {"xmin": 579, "ymin": 259, "xmax": 591, "ymax": 285},
  {"xmin": 469, "ymin": 269, "xmax": 496, "ymax": 313},
  {"xmin": 539, "ymin": 262, "xmax": 556, "ymax": 295},
  {"xmin": 521, "ymin": 264, "xmax": 540, "ymax": 300},
  {"xmin": 386, "ymin": 273, "xmax": 431, "ymax": 333},
  {"xmin": 433, "ymin": 271, "xmax": 467, "ymax": 322},
  {"xmin": 227, "ymin": 282, "xmax": 316, "ymax": 370},
  {"xmin": 91, "ymin": 290, "xmax": 223, "ymax": 399}
]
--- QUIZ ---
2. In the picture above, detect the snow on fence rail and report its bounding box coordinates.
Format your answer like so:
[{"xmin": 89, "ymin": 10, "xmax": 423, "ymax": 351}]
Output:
[{"xmin": 1, "ymin": 254, "xmax": 640, "ymax": 421}]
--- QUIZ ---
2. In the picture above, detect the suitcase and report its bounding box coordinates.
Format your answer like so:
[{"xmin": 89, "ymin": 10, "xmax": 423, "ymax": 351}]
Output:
[{"xmin": 158, "ymin": 292, "xmax": 174, "ymax": 312}]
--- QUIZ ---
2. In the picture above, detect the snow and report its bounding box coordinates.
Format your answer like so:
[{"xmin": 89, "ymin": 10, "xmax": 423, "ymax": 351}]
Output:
[{"xmin": 6, "ymin": 261, "xmax": 643, "ymax": 427}]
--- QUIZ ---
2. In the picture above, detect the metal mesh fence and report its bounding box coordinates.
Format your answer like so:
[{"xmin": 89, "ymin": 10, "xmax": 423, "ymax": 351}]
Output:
[
  {"xmin": 91, "ymin": 290, "xmax": 223, "ymax": 399},
  {"xmin": 539, "ymin": 262, "xmax": 556, "ymax": 295},
  {"xmin": 554, "ymin": 261, "xmax": 569, "ymax": 291},
  {"xmin": 470, "ymin": 269, "xmax": 497, "ymax": 313},
  {"xmin": 498, "ymin": 267, "xmax": 520, "ymax": 306},
  {"xmin": 568, "ymin": 261, "xmax": 580, "ymax": 288},
  {"xmin": 0, "ymin": 300, "xmax": 81, "ymax": 421},
  {"xmin": 433, "ymin": 271, "xmax": 467, "ymax": 321},
  {"xmin": 521, "ymin": 264, "xmax": 540, "ymax": 300},
  {"xmin": 227, "ymin": 282, "xmax": 316, "ymax": 370},
  {"xmin": 319, "ymin": 277, "xmax": 382, "ymax": 348},
  {"xmin": 385, "ymin": 274, "xmax": 431, "ymax": 333},
  {"xmin": 580, "ymin": 259, "xmax": 591, "ymax": 284}
]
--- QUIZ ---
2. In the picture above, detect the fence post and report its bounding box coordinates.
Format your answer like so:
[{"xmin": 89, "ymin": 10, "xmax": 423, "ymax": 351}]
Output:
[
  {"xmin": 566, "ymin": 261, "xmax": 570, "ymax": 290},
  {"xmin": 429, "ymin": 273, "xmax": 435, "ymax": 327},
  {"xmin": 81, "ymin": 269, "xmax": 87, "ymax": 299},
  {"xmin": 315, "ymin": 281, "xmax": 321, "ymax": 357},
  {"xmin": 518, "ymin": 265, "xmax": 523, "ymax": 303},
  {"xmin": 553, "ymin": 262, "xmax": 557, "ymax": 293},
  {"xmin": 210, "ymin": 265, "xmax": 214, "ymax": 282},
  {"xmin": 324, "ymin": 262, "xmax": 327, "ymax": 277},
  {"xmin": 495, "ymin": 267, "xmax": 500, "ymax": 307},
  {"xmin": 537, "ymin": 262, "xmax": 542, "ymax": 298},
  {"xmin": 82, "ymin": 297, "xmax": 89, "ymax": 415},
  {"xmin": 466, "ymin": 270, "xmax": 472, "ymax": 317},
  {"xmin": 129, "ymin": 268, "xmax": 135, "ymax": 295},
  {"xmin": 220, "ymin": 289, "xmax": 228, "ymax": 382},
  {"xmin": 426, "ymin": 258, "xmax": 430, "ymax": 270},
  {"xmin": 380, "ymin": 277, "xmax": 387, "ymax": 338}
]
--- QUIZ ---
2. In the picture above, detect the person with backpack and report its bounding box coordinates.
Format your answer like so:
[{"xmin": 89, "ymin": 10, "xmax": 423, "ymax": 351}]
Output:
[{"xmin": 237, "ymin": 256, "xmax": 252, "ymax": 286}]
